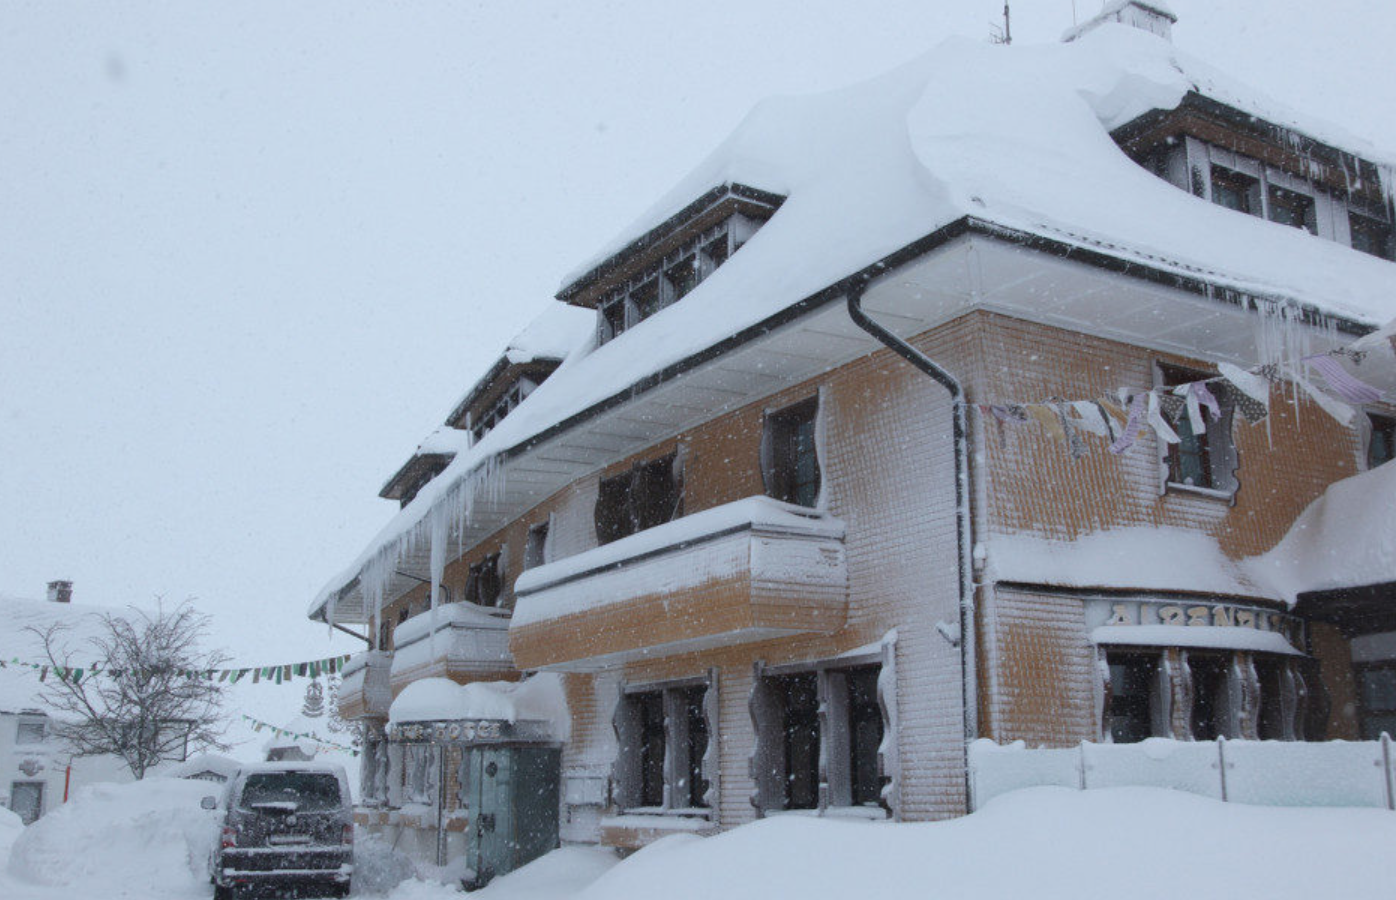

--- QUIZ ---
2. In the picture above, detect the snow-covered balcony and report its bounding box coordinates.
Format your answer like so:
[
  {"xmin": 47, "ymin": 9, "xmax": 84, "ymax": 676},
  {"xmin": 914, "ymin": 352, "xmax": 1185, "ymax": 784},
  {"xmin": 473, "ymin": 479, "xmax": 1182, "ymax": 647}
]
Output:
[
  {"xmin": 510, "ymin": 496, "xmax": 848, "ymax": 671},
  {"xmin": 337, "ymin": 650, "xmax": 393, "ymax": 720},
  {"xmin": 388, "ymin": 603, "xmax": 513, "ymax": 691}
]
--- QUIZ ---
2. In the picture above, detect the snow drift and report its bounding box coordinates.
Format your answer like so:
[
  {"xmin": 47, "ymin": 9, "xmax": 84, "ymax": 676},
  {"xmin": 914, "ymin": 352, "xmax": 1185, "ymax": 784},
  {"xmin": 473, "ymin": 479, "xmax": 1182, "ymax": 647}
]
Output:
[{"xmin": 6, "ymin": 778, "xmax": 218, "ymax": 895}]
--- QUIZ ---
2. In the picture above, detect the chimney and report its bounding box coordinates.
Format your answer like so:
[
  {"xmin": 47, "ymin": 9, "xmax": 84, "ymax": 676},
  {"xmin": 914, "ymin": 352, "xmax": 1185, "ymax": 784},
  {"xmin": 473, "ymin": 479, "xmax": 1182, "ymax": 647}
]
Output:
[
  {"xmin": 47, "ymin": 580, "xmax": 73, "ymax": 604},
  {"xmin": 1063, "ymin": 1, "xmax": 1176, "ymax": 44}
]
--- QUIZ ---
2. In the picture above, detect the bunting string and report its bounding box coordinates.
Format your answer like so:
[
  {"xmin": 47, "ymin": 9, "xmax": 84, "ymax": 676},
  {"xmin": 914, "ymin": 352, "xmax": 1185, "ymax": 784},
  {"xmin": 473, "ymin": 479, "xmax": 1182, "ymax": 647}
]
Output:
[
  {"xmin": 241, "ymin": 714, "xmax": 360, "ymax": 756},
  {"xmin": 974, "ymin": 346, "xmax": 1389, "ymax": 460},
  {"xmin": 0, "ymin": 653, "xmax": 353, "ymax": 687}
]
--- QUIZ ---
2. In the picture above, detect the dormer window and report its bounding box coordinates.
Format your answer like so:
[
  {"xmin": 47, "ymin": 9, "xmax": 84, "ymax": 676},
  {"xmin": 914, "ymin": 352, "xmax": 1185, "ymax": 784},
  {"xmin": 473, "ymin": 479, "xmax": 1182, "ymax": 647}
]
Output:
[
  {"xmin": 471, "ymin": 377, "xmax": 538, "ymax": 444},
  {"xmin": 1210, "ymin": 166, "xmax": 1259, "ymax": 216},
  {"xmin": 1268, "ymin": 185, "xmax": 1317, "ymax": 234},
  {"xmin": 596, "ymin": 215, "xmax": 759, "ymax": 345},
  {"xmin": 1350, "ymin": 214, "xmax": 1394, "ymax": 260}
]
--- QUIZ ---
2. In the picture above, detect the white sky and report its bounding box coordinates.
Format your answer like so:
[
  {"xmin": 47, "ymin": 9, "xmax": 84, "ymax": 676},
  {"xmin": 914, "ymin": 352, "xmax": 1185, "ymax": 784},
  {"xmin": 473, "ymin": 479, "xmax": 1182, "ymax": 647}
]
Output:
[{"xmin": 2, "ymin": 0, "xmax": 1395, "ymax": 681}]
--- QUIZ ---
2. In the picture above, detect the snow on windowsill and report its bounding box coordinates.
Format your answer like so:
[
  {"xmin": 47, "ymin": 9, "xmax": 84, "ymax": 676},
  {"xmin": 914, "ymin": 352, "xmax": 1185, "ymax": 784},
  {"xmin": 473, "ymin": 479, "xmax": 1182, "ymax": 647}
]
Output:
[
  {"xmin": 601, "ymin": 813, "xmax": 713, "ymax": 832},
  {"xmin": 1164, "ymin": 482, "xmax": 1234, "ymax": 502}
]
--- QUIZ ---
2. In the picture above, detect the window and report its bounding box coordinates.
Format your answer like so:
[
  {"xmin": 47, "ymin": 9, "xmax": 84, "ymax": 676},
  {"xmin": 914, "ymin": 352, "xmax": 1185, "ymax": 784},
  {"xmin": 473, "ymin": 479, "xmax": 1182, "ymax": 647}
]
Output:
[
  {"xmin": 594, "ymin": 453, "xmax": 682, "ymax": 545},
  {"xmin": 403, "ymin": 744, "xmax": 438, "ymax": 806},
  {"xmin": 1357, "ymin": 664, "xmax": 1396, "ymax": 740},
  {"xmin": 753, "ymin": 664, "xmax": 887, "ymax": 813},
  {"xmin": 523, "ymin": 520, "xmax": 550, "ymax": 570},
  {"xmin": 9, "ymin": 782, "xmax": 43, "ymax": 825},
  {"xmin": 1159, "ymin": 363, "xmax": 1236, "ymax": 494},
  {"xmin": 596, "ymin": 215, "xmax": 758, "ymax": 345},
  {"xmin": 763, "ymin": 397, "xmax": 821, "ymax": 508},
  {"xmin": 15, "ymin": 718, "xmax": 46, "ymax": 745},
  {"xmin": 471, "ymin": 377, "xmax": 538, "ymax": 444},
  {"xmin": 1105, "ymin": 653, "xmax": 1160, "ymax": 743},
  {"xmin": 614, "ymin": 680, "xmax": 713, "ymax": 812},
  {"xmin": 1267, "ymin": 185, "xmax": 1316, "ymax": 233},
  {"xmin": 465, "ymin": 553, "xmax": 503, "ymax": 607},
  {"xmin": 1210, "ymin": 166, "xmax": 1259, "ymax": 215},
  {"xmin": 772, "ymin": 672, "xmax": 821, "ymax": 810},
  {"xmin": 1368, "ymin": 413, "xmax": 1395, "ymax": 469},
  {"xmin": 1186, "ymin": 654, "xmax": 1231, "ymax": 740},
  {"xmin": 1350, "ymin": 213, "xmax": 1394, "ymax": 260}
]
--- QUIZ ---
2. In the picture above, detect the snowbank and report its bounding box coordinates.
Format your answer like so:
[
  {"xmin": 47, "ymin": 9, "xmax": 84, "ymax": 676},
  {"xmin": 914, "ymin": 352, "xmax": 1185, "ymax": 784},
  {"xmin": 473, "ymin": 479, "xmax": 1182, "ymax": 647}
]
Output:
[
  {"xmin": 574, "ymin": 787, "xmax": 1396, "ymax": 900},
  {"xmin": 0, "ymin": 806, "xmax": 22, "ymax": 870},
  {"xmin": 6, "ymin": 778, "xmax": 218, "ymax": 895},
  {"xmin": 388, "ymin": 673, "xmax": 569, "ymax": 737}
]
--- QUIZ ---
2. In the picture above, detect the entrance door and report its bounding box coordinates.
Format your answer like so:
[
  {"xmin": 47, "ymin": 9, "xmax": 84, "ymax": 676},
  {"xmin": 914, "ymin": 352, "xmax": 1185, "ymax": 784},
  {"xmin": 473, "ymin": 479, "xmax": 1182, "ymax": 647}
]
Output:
[
  {"xmin": 10, "ymin": 781, "xmax": 43, "ymax": 825},
  {"xmin": 464, "ymin": 748, "xmax": 513, "ymax": 887}
]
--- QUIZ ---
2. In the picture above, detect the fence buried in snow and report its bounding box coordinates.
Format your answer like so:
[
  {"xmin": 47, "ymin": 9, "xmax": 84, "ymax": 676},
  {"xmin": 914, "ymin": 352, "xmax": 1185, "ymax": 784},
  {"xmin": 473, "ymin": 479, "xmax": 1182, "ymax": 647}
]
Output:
[{"xmin": 968, "ymin": 735, "xmax": 1396, "ymax": 811}]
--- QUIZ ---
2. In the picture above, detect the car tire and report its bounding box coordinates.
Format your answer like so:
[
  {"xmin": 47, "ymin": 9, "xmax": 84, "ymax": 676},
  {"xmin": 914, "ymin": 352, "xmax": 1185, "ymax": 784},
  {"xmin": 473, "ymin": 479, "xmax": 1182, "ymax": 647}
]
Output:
[{"xmin": 212, "ymin": 883, "xmax": 233, "ymax": 900}]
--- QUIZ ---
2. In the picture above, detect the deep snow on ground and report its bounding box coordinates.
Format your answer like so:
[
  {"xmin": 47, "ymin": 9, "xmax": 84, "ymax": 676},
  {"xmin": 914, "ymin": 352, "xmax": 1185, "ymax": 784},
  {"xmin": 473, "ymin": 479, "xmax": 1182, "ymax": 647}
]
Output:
[{"xmin": 4, "ymin": 781, "xmax": 1396, "ymax": 899}]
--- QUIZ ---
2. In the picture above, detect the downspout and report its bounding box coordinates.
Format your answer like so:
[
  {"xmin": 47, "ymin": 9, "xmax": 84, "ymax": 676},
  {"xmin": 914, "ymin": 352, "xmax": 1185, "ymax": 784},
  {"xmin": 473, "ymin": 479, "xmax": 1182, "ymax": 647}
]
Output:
[{"xmin": 845, "ymin": 289, "xmax": 978, "ymax": 812}]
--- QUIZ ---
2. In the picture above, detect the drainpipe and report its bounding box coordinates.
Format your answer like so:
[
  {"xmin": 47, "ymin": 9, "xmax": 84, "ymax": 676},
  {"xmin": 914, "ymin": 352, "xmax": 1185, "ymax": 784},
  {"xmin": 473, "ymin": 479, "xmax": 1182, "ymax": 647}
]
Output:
[{"xmin": 845, "ymin": 289, "xmax": 978, "ymax": 812}]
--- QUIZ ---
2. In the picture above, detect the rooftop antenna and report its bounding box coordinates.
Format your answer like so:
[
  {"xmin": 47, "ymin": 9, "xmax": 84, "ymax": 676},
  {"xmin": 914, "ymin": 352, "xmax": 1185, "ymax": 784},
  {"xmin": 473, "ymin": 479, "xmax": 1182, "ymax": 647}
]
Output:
[
  {"xmin": 989, "ymin": 3, "xmax": 1012, "ymax": 45},
  {"xmin": 1071, "ymin": 1, "xmax": 1078, "ymax": 26}
]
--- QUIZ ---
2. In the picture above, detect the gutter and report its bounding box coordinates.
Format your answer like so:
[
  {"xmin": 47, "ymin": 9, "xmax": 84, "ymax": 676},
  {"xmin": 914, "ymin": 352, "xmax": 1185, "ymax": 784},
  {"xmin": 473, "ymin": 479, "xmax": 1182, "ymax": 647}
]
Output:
[{"xmin": 844, "ymin": 288, "xmax": 979, "ymax": 816}]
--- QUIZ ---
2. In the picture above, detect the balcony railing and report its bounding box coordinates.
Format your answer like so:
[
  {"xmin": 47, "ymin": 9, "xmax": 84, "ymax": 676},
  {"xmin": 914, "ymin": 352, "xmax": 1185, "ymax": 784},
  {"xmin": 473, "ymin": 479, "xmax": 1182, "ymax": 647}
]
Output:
[
  {"xmin": 388, "ymin": 603, "xmax": 513, "ymax": 689},
  {"xmin": 337, "ymin": 650, "xmax": 393, "ymax": 720},
  {"xmin": 510, "ymin": 496, "xmax": 847, "ymax": 671}
]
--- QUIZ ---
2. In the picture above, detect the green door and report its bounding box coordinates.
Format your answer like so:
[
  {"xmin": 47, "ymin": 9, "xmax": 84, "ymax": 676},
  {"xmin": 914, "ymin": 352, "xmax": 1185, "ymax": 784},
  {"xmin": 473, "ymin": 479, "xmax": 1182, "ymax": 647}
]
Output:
[{"xmin": 465, "ymin": 747, "xmax": 513, "ymax": 886}]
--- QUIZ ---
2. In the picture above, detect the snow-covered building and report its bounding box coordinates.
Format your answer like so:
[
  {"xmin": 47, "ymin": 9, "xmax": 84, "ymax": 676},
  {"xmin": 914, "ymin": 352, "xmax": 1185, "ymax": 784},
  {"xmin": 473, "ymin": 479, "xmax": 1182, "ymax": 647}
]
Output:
[
  {"xmin": 311, "ymin": 3, "xmax": 1396, "ymax": 870},
  {"xmin": 0, "ymin": 584, "xmax": 163, "ymax": 824}
]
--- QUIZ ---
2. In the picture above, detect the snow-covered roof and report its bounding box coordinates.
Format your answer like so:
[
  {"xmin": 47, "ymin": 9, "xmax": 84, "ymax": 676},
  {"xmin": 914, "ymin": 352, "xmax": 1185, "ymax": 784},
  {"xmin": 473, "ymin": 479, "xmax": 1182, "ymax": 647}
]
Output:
[
  {"xmin": 311, "ymin": 25, "xmax": 1396, "ymax": 620},
  {"xmin": 166, "ymin": 752, "xmax": 243, "ymax": 781},
  {"xmin": 0, "ymin": 594, "xmax": 136, "ymax": 715},
  {"xmin": 1258, "ymin": 463, "xmax": 1396, "ymax": 602}
]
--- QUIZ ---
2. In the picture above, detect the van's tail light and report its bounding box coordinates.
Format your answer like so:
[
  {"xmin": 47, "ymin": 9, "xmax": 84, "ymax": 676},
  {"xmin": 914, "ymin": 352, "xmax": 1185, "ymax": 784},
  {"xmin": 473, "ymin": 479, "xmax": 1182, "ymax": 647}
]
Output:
[
  {"xmin": 220, "ymin": 825, "xmax": 239, "ymax": 849},
  {"xmin": 342, "ymin": 824, "xmax": 354, "ymax": 846}
]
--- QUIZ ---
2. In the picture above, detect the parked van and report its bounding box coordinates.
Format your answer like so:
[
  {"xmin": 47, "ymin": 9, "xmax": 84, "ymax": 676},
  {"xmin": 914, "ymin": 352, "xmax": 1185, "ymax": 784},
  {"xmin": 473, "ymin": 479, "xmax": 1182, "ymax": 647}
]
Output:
[{"xmin": 207, "ymin": 761, "xmax": 353, "ymax": 899}]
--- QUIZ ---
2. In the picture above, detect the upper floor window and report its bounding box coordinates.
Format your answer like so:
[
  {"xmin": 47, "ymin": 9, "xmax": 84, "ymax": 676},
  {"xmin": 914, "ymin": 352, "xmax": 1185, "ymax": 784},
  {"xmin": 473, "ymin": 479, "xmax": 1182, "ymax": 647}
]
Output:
[
  {"xmin": 465, "ymin": 552, "xmax": 503, "ymax": 607},
  {"xmin": 523, "ymin": 520, "xmax": 550, "ymax": 570},
  {"xmin": 1158, "ymin": 363, "xmax": 1237, "ymax": 496},
  {"xmin": 1350, "ymin": 214, "xmax": 1395, "ymax": 261},
  {"xmin": 598, "ymin": 215, "xmax": 760, "ymax": 345},
  {"xmin": 15, "ymin": 718, "xmax": 46, "ymax": 745},
  {"xmin": 1368, "ymin": 413, "xmax": 1396, "ymax": 469},
  {"xmin": 763, "ymin": 397, "xmax": 821, "ymax": 508},
  {"xmin": 594, "ymin": 453, "xmax": 682, "ymax": 545},
  {"xmin": 1210, "ymin": 166, "xmax": 1259, "ymax": 216}
]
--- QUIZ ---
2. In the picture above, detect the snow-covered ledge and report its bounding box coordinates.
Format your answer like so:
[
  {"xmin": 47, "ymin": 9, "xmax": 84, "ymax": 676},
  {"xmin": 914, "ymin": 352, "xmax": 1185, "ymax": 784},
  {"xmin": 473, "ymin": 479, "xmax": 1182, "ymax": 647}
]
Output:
[
  {"xmin": 511, "ymin": 496, "xmax": 848, "ymax": 671},
  {"xmin": 338, "ymin": 650, "xmax": 394, "ymax": 719},
  {"xmin": 389, "ymin": 603, "xmax": 513, "ymax": 688}
]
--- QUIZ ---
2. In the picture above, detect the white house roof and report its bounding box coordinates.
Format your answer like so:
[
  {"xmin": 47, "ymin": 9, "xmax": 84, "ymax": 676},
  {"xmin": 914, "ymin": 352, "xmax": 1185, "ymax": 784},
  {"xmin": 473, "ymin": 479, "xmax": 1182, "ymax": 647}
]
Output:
[
  {"xmin": 0, "ymin": 594, "xmax": 135, "ymax": 715},
  {"xmin": 311, "ymin": 24, "xmax": 1396, "ymax": 620}
]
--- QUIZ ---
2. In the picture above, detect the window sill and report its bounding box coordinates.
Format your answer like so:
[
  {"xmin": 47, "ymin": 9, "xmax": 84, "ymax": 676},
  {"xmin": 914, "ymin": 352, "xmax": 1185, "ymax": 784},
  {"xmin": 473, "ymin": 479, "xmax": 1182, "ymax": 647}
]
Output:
[
  {"xmin": 614, "ymin": 806, "xmax": 712, "ymax": 820},
  {"xmin": 1164, "ymin": 482, "xmax": 1234, "ymax": 502},
  {"xmin": 765, "ymin": 806, "xmax": 890, "ymax": 821}
]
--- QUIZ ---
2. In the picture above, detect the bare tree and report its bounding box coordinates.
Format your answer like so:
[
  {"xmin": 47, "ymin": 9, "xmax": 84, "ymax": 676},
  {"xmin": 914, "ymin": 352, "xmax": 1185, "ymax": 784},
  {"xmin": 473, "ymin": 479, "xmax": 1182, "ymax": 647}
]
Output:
[{"xmin": 31, "ymin": 600, "xmax": 231, "ymax": 779}]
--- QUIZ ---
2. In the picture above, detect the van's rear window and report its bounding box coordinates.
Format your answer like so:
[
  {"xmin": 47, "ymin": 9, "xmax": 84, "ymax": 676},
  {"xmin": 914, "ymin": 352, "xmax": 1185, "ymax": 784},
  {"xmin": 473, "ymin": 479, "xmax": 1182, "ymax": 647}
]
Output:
[{"xmin": 240, "ymin": 772, "xmax": 341, "ymax": 811}]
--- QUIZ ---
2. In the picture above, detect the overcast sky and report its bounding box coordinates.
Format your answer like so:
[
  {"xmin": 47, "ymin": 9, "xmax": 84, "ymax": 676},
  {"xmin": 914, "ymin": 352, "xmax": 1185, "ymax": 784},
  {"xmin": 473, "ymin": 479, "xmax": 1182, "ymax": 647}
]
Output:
[{"xmin": 3, "ymin": 0, "xmax": 1395, "ymax": 679}]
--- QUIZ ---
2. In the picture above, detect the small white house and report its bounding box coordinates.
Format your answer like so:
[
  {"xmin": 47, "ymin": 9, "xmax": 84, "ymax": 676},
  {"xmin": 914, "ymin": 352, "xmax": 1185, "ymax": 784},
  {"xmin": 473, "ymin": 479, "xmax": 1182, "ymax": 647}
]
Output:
[{"xmin": 0, "ymin": 584, "xmax": 177, "ymax": 824}]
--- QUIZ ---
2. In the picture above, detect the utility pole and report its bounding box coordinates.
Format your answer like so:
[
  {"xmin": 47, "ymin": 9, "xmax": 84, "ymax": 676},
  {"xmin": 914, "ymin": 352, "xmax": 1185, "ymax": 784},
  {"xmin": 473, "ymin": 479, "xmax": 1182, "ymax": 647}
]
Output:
[{"xmin": 990, "ymin": 3, "xmax": 1013, "ymax": 45}]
